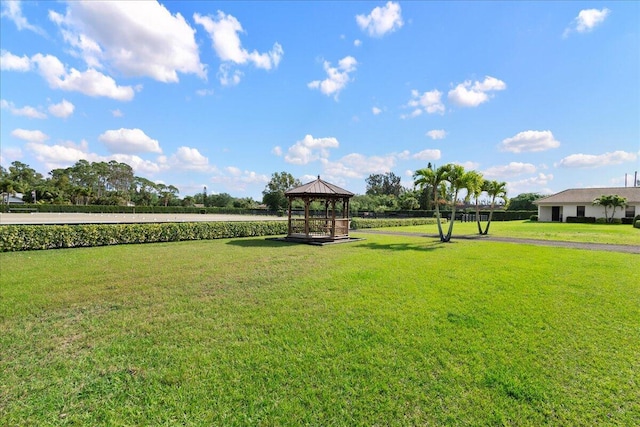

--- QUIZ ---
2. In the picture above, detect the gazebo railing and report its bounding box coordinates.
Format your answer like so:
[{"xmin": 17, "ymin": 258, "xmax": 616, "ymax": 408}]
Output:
[{"xmin": 289, "ymin": 218, "xmax": 350, "ymax": 238}]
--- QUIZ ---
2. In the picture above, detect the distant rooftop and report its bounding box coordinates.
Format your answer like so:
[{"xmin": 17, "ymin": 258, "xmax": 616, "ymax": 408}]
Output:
[
  {"xmin": 285, "ymin": 176, "xmax": 354, "ymax": 198},
  {"xmin": 535, "ymin": 187, "xmax": 640, "ymax": 205}
]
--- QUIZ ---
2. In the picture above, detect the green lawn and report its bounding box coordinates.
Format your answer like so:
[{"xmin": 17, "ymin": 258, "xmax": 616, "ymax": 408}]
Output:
[
  {"xmin": 1, "ymin": 232, "xmax": 639, "ymax": 425},
  {"xmin": 379, "ymin": 220, "xmax": 640, "ymax": 245}
]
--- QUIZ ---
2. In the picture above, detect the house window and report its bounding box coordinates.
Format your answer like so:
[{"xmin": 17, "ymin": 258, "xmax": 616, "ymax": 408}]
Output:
[
  {"xmin": 577, "ymin": 206, "xmax": 585, "ymax": 217},
  {"xmin": 625, "ymin": 206, "xmax": 635, "ymax": 218}
]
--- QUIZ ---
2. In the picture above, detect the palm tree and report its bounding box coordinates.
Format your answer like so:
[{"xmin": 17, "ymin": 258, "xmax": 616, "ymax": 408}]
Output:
[
  {"xmin": 482, "ymin": 180, "xmax": 508, "ymax": 235},
  {"xmin": 414, "ymin": 164, "xmax": 449, "ymax": 241},
  {"xmin": 593, "ymin": 194, "xmax": 627, "ymax": 223},
  {"xmin": 463, "ymin": 170, "xmax": 485, "ymax": 234},
  {"xmin": 442, "ymin": 164, "xmax": 468, "ymax": 242}
]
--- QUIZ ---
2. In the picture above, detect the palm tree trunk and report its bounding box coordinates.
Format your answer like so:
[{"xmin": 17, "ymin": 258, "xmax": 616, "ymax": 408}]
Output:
[
  {"xmin": 475, "ymin": 199, "xmax": 483, "ymax": 234},
  {"xmin": 482, "ymin": 197, "xmax": 496, "ymax": 235}
]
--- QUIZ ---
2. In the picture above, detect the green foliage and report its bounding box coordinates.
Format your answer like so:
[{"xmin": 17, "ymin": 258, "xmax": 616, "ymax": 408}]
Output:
[
  {"xmin": 365, "ymin": 172, "xmax": 403, "ymax": 196},
  {"xmin": 530, "ymin": 215, "xmax": 538, "ymax": 221},
  {"xmin": 350, "ymin": 217, "xmax": 440, "ymax": 229},
  {"xmin": 507, "ymin": 193, "xmax": 542, "ymax": 211},
  {"xmin": 262, "ymin": 172, "xmax": 302, "ymax": 211},
  {"xmin": 592, "ymin": 194, "xmax": 628, "ymax": 223},
  {"xmin": 634, "ymin": 220, "xmax": 640, "ymax": 229},
  {"xmin": 0, "ymin": 221, "xmax": 288, "ymax": 252},
  {"xmin": 610, "ymin": 218, "xmax": 622, "ymax": 225},
  {"xmin": 595, "ymin": 218, "xmax": 607, "ymax": 224}
]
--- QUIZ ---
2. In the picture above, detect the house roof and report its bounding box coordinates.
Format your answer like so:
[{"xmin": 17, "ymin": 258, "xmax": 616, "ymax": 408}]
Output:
[
  {"xmin": 285, "ymin": 176, "xmax": 354, "ymax": 198},
  {"xmin": 534, "ymin": 187, "xmax": 640, "ymax": 205}
]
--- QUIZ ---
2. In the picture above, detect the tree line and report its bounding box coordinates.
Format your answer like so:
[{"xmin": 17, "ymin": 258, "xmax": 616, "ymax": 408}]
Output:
[{"xmin": 2, "ymin": 160, "xmax": 542, "ymax": 214}]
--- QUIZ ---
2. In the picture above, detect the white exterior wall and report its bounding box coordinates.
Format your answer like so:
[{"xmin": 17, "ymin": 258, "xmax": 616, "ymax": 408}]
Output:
[
  {"xmin": 537, "ymin": 203, "xmax": 638, "ymax": 222},
  {"xmin": 538, "ymin": 206, "xmax": 553, "ymax": 222}
]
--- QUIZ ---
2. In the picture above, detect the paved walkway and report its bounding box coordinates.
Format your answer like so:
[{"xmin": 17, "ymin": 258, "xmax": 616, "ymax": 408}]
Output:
[{"xmin": 354, "ymin": 229, "xmax": 640, "ymax": 254}]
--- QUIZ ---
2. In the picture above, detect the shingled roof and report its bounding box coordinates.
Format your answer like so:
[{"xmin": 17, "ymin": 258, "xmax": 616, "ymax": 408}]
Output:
[
  {"xmin": 534, "ymin": 187, "xmax": 640, "ymax": 205},
  {"xmin": 285, "ymin": 176, "xmax": 354, "ymax": 197}
]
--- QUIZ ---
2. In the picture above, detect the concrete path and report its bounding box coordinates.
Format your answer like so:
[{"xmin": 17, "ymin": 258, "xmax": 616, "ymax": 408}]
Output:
[{"xmin": 354, "ymin": 229, "xmax": 640, "ymax": 254}]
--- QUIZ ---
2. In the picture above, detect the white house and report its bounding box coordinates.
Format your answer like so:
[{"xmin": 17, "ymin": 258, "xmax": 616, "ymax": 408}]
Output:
[{"xmin": 534, "ymin": 187, "xmax": 640, "ymax": 222}]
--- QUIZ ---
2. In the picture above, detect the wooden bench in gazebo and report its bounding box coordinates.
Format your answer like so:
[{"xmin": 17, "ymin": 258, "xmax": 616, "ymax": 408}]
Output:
[{"xmin": 284, "ymin": 176, "xmax": 354, "ymax": 243}]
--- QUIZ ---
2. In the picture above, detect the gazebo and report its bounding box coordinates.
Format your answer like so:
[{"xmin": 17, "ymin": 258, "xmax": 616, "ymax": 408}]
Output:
[{"xmin": 284, "ymin": 176, "xmax": 354, "ymax": 242}]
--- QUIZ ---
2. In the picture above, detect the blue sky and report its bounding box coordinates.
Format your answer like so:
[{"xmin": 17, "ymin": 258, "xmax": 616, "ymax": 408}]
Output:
[{"xmin": 1, "ymin": 1, "xmax": 639, "ymax": 200}]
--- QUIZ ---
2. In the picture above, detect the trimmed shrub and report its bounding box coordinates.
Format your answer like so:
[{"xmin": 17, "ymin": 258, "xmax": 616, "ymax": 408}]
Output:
[
  {"xmin": 621, "ymin": 217, "xmax": 634, "ymax": 225},
  {"xmin": 566, "ymin": 216, "xmax": 596, "ymax": 223},
  {"xmin": 634, "ymin": 220, "xmax": 640, "ymax": 229},
  {"xmin": 595, "ymin": 218, "xmax": 607, "ymax": 224},
  {"xmin": 530, "ymin": 215, "xmax": 538, "ymax": 222},
  {"xmin": 611, "ymin": 218, "xmax": 622, "ymax": 225},
  {"xmin": 0, "ymin": 221, "xmax": 288, "ymax": 252}
]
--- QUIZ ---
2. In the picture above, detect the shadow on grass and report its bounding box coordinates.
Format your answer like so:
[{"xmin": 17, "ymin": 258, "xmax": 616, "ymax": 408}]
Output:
[
  {"xmin": 358, "ymin": 240, "xmax": 444, "ymax": 252},
  {"xmin": 226, "ymin": 238, "xmax": 297, "ymax": 248}
]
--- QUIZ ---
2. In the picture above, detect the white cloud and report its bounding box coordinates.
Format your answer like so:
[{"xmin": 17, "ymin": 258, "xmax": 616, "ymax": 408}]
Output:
[
  {"xmin": 26, "ymin": 141, "xmax": 94, "ymax": 170},
  {"xmin": 354, "ymin": 39, "xmax": 362, "ymax": 47},
  {"xmin": 324, "ymin": 153, "xmax": 395, "ymax": 179},
  {"xmin": 168, "ymin": 146, "xmax": 210, "ymax": 171},
  {"xmin": 284, "ymin": 134, "xmax": 339, "ymax": 165},
  {"xmin": 98, "ymin": 128, "xmax": 162, "ymax": 154},
  {"xmin": 308, "ymin": 56, "xmax": 357, "ymax": 100},
  {"xmin": 1, "ymin": 99, "xmax": 46, "ymax": 119},
  {"xmin": 426, "ymin": 129, "xmax": 447, "ymax": 140},
  {"xmin": 0, "ymin": 145, "xmax": 23, "ymax": 165},
  {"xmin": 23, "ymin": 138, "xmax": 164, "ymax": 175},
  {"xmin": 110, "ymin": 154, "xmax": 163, "ymax": 175},
  {"xmin": 11, "ymin": 128, "xmax": 49, "ymax": 143},
  {"xmin": 0, "ymin": 50, "xmax": 31, "ymax": 71},
  {"xmin": 1, "ymin": 0, "xmax": 44, "ymax": 34},
  {"xmin": 30, "ymin": 53, "xmax": 135, "ymax": 101},
  {"xmin": 455, "ymin": 161, "xmax": 481, "ymax": 171},
  {"xmin": 210, "ymin": 167, "xmax": 269, "ymax": 192},
  {"xmin": 448, "ymin": 76, "xmax": 506, "ymax": 107},
  {"xmin": 564, "ymin": 8, "xmax": 610, "ymax": 37},
  {"xmin": 195, "ymin": 11, "xmax": 282, "ymax": 85},
  {"xmin": 507, "ymin": 173, "xmax": 554, "ymax": 196},
  {"xmin": 500, "ymin": 130, "xmax": 560, "ymax": 153},
  {"xmin": 412, "ymin": 149, "xmax": 442, "ymax": 161},
  {"xmin": 271, "ymin": 146, "xmax": 283, "ymax": 156},
  {"xmin": 356, "ymin": 2, "xmax": 403, "ymax": 37},
  {"xmin": 484, "ymin": 162, "xmax": 537, "ymax": 178},
  {"xmin": 51, "ymin": 2, "xmax": 206, "ymax": 82},
  {"xmin": 196, "ymin": 88, "xmax": 215, "ymax": 97},
  {"xmin": 372, "ymin": 107, "xmax": 382, "ymax": 115},
  {"xmin": 217, "ymin": 63, "xmax": 243, "ymax": 86},
  {"xmin": 48, "ymin": 99, "xmax": 74, "ymax": 118},
  {"xmin": 404, "ymin": 89, "xmax": 444, "ymax": 117},
  {"xmin": 557, "ymin": 150, "xmax": 637, "ymax": 168},
  {"xmin": 111, "ymin": 109, "xmax": 123, "ymax": 117}
]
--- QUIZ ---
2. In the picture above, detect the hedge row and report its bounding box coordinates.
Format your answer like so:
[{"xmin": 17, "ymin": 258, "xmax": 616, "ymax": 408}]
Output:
[
  {"xmin": 0, "ymin": 221, "xmax": 288, "ymax": 252},
  {"xmin": 566, "ymin": 216, "xmax": 597, "ymax": 223},
  {"xmin": 635, "ymin": 220, "xmax": 640, "ymax": 229},
  {"xmin": 2, "ymin": 204, "xmax": 268, "ymax": 215},
  {"xmin": 350, "ymin": 217, "xmax": 440, "ymax": 229}
]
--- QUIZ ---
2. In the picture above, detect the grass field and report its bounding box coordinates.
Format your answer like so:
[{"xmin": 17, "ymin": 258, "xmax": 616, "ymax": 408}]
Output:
[
  {"xmin": 1, "ymin": 226, "xmax": 639, "ymax": 425},
  {"xmin": 379, "ymin": 220, "xmax": 640, "ymax": 246}
]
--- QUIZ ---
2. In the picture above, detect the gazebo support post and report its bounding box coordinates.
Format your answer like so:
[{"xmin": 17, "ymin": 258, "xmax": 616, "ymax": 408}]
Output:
[
  {"xmin": 304, "ymin": 197, "xmax": 310, "ymax": 238},
  {"xmin": 287, "ymin": 198, "xmax": 292, "ymax": 236}
]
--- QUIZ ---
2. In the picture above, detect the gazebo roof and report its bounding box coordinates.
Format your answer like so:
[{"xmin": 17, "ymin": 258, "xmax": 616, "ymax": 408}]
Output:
[{"xmin": 285, "ymin": 176, "xmax": 354, "ymax": 198}]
